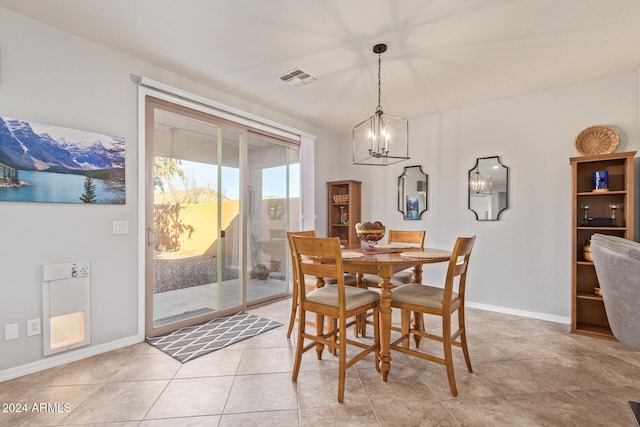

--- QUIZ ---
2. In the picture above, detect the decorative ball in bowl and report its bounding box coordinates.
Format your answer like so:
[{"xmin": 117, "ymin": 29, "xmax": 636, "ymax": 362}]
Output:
[{"xmin": 355, "ymin": 221, "xmax": 385, "ymax": 250}]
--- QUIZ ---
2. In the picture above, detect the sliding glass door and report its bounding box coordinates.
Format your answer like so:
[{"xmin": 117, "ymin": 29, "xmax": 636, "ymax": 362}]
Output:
[
  {"xmin": 145, "ymin": 97, "xmax": 300, "ymax": 337},
  {"xmin": 246, "ymin": 132, "xmax": 300, "ymax": 305},
  {"xmin": 145, "ymin": 98, "xmax": 243, "ymax": 337}
]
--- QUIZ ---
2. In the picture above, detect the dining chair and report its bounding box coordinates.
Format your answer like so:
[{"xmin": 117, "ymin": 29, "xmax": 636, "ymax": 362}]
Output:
[
  {"xmin": 285, "ymin": 231, "xmax": 357, "ymax": 338},
  {"xmin": 362, "ymin": 230, "xmax": 426, "ymax": 287},
  {"xmin": 390, "ymin": 235, "xmax": 476, "ymax": 397},
  {"xmin": 289, "ymin": 235, "xmax": 380, "ymax": 403},
  {"xmin": 286, "ymin": 230, "xmax": 317, "ymax": 338}
]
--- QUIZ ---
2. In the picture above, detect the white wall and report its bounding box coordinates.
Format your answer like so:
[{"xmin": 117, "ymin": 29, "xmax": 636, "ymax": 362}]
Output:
[
  {"xmin": 0, "ymin": 7, "xmax": 338, "ymax": 378},
  {"xmin": 337, "ymin": 71, "xmax": 640, "ymax": 320}
]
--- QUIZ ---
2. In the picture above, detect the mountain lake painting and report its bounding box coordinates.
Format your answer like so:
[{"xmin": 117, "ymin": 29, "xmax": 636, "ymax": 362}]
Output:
[{"xmin": 0, "ymin": 116, "xmax": 125, "ymax": 204}]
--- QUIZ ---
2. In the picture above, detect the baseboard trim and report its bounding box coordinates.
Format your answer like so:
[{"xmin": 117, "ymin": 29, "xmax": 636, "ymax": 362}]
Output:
[
  {"xmin": 467, "ymin": 301, "xmax": 570, "ymax": 324},
  {"xmin": 0, "ymin": 335, "xmax": 142, "ymax": 382}
]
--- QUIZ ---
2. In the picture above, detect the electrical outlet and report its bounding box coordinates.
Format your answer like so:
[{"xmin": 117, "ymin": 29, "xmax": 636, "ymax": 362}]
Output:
[
  {"xmin": 27, "ymin": 318, "xmax": 41, "ymax": 336},
  {"xmin": 5, "ymin": 323, "xmax": 18, "ymax": 340}
]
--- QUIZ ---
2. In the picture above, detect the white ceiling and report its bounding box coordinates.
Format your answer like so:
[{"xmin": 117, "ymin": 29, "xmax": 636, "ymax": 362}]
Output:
[{"xmin": 2, "ymin": 0, "xmax": 640, "ymax": 134}]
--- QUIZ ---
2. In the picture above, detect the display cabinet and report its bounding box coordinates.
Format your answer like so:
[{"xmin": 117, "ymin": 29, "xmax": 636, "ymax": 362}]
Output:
[
  {"xmin": 570, "ymin": 151, "xmax": 635, "ymax": 339},
  {"xmin": 327, "ymin": 180, "xmax": 361, "ymax": 246}
]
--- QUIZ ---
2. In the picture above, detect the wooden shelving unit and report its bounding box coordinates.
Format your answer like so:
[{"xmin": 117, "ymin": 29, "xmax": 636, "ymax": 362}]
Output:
[
  {"xmin": 570, "ymin": 151, "xmax": 635, "ymax": 339},
  {"xmin": 327, "ymin": 180, "xmax": 361, "ymax": 246}
]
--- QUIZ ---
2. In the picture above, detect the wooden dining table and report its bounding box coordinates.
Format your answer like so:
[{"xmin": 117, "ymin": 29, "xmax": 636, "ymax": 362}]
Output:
[{"xmin": 335, "ymin": 245, "xmax": 451, "ymax": 381}]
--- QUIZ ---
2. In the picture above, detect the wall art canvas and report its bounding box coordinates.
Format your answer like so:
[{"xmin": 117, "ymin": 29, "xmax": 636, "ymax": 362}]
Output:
[{"xmin": 0, "ymin": 116, "xmax": 125, "ymax": 204}]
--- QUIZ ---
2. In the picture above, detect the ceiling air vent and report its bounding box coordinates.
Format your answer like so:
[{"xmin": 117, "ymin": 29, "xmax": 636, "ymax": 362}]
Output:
[{"xmin": 278, "ymin": 68, "xmax": 317, "ymax": 88}]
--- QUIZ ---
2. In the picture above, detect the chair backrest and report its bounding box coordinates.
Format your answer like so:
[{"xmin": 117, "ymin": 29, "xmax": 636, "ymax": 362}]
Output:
[
  {"xmin": 289, "ymin": 235, "xmax": 347, "ymax": 310},
  {"xmin": 287, "ymin": 230, "xmax": 316, "ymax": 290},
  {"xmin": 388, "ymin": 230, "xmax": 426, "ymax": 248},
  {"xmin": 442, "ymin": 236, "xmax": 476, "ymax": 310},
  {"xmin": 590, "ymin": 233, "xmax": 640, "ymax": 351},
  {"xmin": 286, "ymin": 230, "xmax": 316, "ymax": 249}
]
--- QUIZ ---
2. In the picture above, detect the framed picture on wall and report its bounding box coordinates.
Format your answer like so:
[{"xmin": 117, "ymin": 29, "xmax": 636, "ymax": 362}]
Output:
[{"xmin": 0, "ymin": 116, "xmax": 125, "ymax": 204}]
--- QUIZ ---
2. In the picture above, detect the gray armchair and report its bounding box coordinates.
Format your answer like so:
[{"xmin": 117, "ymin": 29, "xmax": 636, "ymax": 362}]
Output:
[
  {"xmin": 590, "ymin": 233, "xmax": 640, "ymax": 351},
  {"xmin": 590, "ymin": 233, "xmax": 640, "ymax": 426}
]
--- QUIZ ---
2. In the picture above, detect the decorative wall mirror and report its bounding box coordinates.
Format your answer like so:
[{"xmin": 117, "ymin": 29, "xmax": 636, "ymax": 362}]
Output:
[
  {"xmin": 398, "ymin": 165, "xmax": 428, "ymax": 220},
  {"xmin": 468, "ymin": 156, "xmax": 509, "ymax": 221}
]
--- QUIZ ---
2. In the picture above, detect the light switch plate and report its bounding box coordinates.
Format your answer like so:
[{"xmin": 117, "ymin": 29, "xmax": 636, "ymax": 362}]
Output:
[
  {"xmin": 112, "ymin": 220, "xmax": 129, "ymax": 235},
  {"xmin": 5, "ymin": 323, "xmax": 18, "ymax": 340}
]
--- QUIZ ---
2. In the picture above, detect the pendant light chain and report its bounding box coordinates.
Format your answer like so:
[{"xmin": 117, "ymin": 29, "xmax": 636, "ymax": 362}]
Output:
[{"xmin": 376, "ymin": 53, "xmax": 382, "ymax": 113}]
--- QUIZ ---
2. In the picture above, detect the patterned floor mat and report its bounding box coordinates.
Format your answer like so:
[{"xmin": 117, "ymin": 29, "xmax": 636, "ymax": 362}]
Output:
[{"xmin": 146, "ymin": 312, "xmax": 282, "ymax": 362}]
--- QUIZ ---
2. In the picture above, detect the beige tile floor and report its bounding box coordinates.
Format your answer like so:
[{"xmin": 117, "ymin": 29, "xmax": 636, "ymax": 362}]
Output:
[{"xmin": 2, "ymin": 298, "xmax": 640, "ymax": 426}]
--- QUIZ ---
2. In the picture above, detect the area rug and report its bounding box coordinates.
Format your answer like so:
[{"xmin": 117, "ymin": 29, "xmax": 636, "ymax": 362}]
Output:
[{"xmin": 146, "ymin": 312, "xmax": 282, "ymax": 362}]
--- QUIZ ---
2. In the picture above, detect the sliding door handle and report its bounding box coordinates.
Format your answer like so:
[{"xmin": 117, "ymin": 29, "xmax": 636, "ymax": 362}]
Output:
[{"xmin": 147, "ymin": 227, "xmax": 160, "ymax": 246}]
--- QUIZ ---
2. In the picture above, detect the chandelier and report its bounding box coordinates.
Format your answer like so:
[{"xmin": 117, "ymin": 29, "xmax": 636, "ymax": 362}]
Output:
[{"xmin": 352, "ymin": 44, "xmax": 409, "ymax": 166}]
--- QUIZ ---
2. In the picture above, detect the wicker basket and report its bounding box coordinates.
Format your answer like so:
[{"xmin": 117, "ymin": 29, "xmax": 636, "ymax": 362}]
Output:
[
  {"xmin": 574, "ymin": 125, "xmax": 619, "ymax": 156},
  {"xmin": 332, "ymin": 194, "xmax": 349, "ymax": 204}
]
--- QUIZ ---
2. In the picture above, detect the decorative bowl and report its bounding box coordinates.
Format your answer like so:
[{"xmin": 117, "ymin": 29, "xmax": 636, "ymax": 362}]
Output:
[{"xmin": 356, "ymin": 228, "xmax": 385, "ymax": 250}]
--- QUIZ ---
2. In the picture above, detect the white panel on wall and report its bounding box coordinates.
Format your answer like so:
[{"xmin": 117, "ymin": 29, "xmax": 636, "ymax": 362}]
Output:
[{"xmin": 42, "ymin": 261, "xmax": 91, "ymax": 356}]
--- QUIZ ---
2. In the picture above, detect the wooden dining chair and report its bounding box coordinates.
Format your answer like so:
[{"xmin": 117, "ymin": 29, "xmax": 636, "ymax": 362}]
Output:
[
  {"xmin": 285, "ymin": 231, "xmax": 357, "ymax": 338},
  {"xmin": 286, "ymin": 230, "xmax": 316, "ymax": 338},
  {"xmin": 290, "ymin": 235, "xmax": 380, "ymax": 403},
  {"xmin": 362, "ymin": 230, "xmax": 426, "ymax": 287},
  {"xmin": 390, "ymin": 235, "xmax": 476, "ymax": 397}
]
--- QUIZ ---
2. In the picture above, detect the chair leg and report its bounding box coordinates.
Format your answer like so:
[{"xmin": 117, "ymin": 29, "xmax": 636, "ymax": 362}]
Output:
[
  {"xmin": 372, "ymin": 306, "xmax": 381, "ymax": 372},
  {"xmin": 458, "ymin": 306, "xmax": 472, "ymax": 373},
  {"xmin": 292, "ymin": 306, "xmax": 306, "ymax": 381},
  {"xmin": 329, "ymin": 317, "xmax": 337, "ymax": 356},
  {"xmin": 357, "ymin": 312, "xmax": 366, "ymax": 338},
  {"xmin": 355, "ymin": 273, "xmax": 367, "ymax": 338},
  {"xmin": 442, "ymin": 314, "xmax": 457, "ymax": 396},
  {"xmin": 286, "ymin": 286, "xmax": 298, "ymax": 338},
  {"xmin": 338, "ymin": 316, "xmax": 347, "ymax": 403},
  {"xmin": 413, "ymin": 312, "xmax": 424, "ymax": 348},
  {"xmin": 315, "ymin": 313, "xmax": 325, "ymax": 360},
  {"xmin": 400, "ymin": 309, "xmax": 411, "ymax": 349},
  {"xmin": 400, "ymin": 310, "xmax": 411, "ymax": 348}
]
